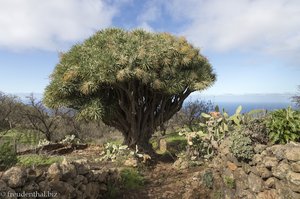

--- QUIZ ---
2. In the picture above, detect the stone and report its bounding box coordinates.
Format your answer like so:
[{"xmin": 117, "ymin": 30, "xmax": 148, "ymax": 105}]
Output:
[
  {"xmin": 85, "ymin": 182, "xmax": 100, "ymax": 198},
  {"xmin": 291, "ymin": 161, "xmax": 300, "ymax": 173},
  {"xmin": 2, "ymin": 167, "xmax": 27, "ymax": 188},
  {"xmin": 159, "ymin": 139, "xmax": 167, "ymax": 152},
  {"xmin": 60, "ymin": 161, "xmax": 77, "ymax": 180},
  {"xmin": 252, "ymin": 154, "xmax": 263, "ymax": 165},
  {"xmin": 242, "ymin": 163, "xmax": 251, "ymax": 174},
  {"xmin": 286, "ymin": 171, "xmax": 300, "ymax": 186},
  {"xmin": 38, "ymin": 181, "xmax": 51, "ymax": 193},
  {"xmin": 264, "ymin": 177, "xmax": 276, "ymax": 188},
  {"xmin": 49, "ymin": 180, "xmax": 75, "ymax": 198},
  {"xmin": 272, "ymin": 162, "xmax": 290, "ymax": 180},
  {"xmin": 0, "ymin": 180, "xmax": 17, "ymax": 199},
  {"xmin": 74, "ymin": 175, "xmax": 88, "ymax": 185},
  {"xmin": 26, "ymin": 168, "xmax": 37, "ymax": 181},
  {"xmin": 257, "ymin": 166, "xmax": 272, "ymax": 179},
  {"xmin": 254, "ymin": 144, "xmax": 267, "ymax": 154},
  {"xmin": 267, "ymin": 145, "xmax": 285, "ymax": 161},
  {"xmin": 263, "ymin": 157, "xmax": 278, "ymax": 168},
  {"xmin": 22, "ymin": 181, "xmax": 39, "ymax": 192},
  {"xmin": 227, "ymin": 161, "xmax": 237, "ymax": 171},
  {"xmin": 73, "ymin": 159, "xmax": 90, "ymax": 175},
  {"xmin": 124, "ymin": 158, "xmax": 138, "ymax": 167},
  {"xmin": 285, "ymin": 146, "xmax": 300, "ymax": 161},
  {"xmin": 256, "ymin": 189, "xmax": 279, "ymax": 199},
  {"xmin": 248, "ymin": 172, "xmax": 263, "ymax": 193},
  {"xmin": 233, "ymin": 168, "xmax": 248, "ymax": 189},
  {"xmin": 47, "ymin": 163, "xmax": 62, "ymax": 181}
]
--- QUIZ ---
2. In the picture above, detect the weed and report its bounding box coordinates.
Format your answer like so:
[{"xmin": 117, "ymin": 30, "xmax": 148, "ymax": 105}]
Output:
[
  {"xmin": 120, "ymin": 168, "xmax": 144, "ymax": 189},
  {"xmin": 223, "ymin": 176, "xmax": 235, "ymax": 189}
]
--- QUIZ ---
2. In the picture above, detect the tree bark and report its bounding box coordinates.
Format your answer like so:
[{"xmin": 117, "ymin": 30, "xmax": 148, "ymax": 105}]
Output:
[{"xmin": 103, "ymin": 80, "xmax": 191, "ymax": 156}]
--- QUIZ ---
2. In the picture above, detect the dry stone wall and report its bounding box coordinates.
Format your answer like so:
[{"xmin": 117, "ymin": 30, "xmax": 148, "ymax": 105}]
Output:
[
  {"xmin": 210, "ymin": 142, "xmax": 300, "ymax": 199},
  {"xmin": 0, "ymin": 159, "xmax": 119, "ymax": 199}
]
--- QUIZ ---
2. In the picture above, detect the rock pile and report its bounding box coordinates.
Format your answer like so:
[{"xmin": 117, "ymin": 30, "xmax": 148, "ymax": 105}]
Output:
[
  {"xmin": 210, "ymin": 142, "xmax": 300, "ymax": 199},
  {"xmin": 0, "ymin": 159, "xmax": 119, "ymax": 199}
]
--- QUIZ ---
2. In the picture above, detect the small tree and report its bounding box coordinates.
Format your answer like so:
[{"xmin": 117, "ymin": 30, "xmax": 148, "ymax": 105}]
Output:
[
  {"xmin": 0, "ymin": 92, "xmax": 18, "ymax": 132},
  {"xmin": 22, "ymin": 94, "xmax": 62, "ymax": 141},
  {"xmin": 181, "ymin": 100, "xmax": 214, "ymax": 131},
  {"xmin": 44, "ymin": 28, "xmax": 216, "ymax": 153},
  {"xmin": 292, "ymin": 85, "xmax": 300, "ymax": 108}
]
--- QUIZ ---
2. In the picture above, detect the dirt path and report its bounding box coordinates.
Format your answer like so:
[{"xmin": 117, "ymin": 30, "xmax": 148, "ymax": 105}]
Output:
[{"xmin": 120, "ymin": 161, "xmax": 210, "ymax": 199}]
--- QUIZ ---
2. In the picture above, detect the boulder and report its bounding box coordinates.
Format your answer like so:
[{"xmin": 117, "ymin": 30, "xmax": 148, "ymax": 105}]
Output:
[
  {"xmin": 284, "ymin": 146, "xmax": 300, "ymax": 161},
  {"xmin": 291, "ymin": 161, "xmax": 300, "ymax": 173},
  {"xmin": 2, "ymin": 167, "xmax": 27, "ymax": 188},
  {"xmin": 256, "ymin": 166, "xmax": 272, "ymax": 179},
  {"xmin": 227, "ymin": 161, "xmax": 238, "ymax": 171},
  {"xmin": 124, "ymin": 158, "xmax": 138, "ymax": 167},
  {"xmin": 49, "ymin": 180, "xmax": 76, "ymax": 198},
  {"xmin": 286, "ymin": 171, "xmax": 300, "ymax": 186},
  {"xmin": 72, "ymin": 159, "xmax": 90, "ymax": 175},
  {"xmin": 248, "ymin": 172, "xmax": 263, "ymax": 193},
  {"xmin": 60, "ymin": 159, "xmax": 77, "ymax": 180},
  {"xmin": 256, "ymin": 189, "xmax": 279, "ymax": 199},
  {"xmin": 22, "ymin": 181, "xmax": 39, "ymax": 192},
  {"xmin": 263, "ymin": 157, "xmax": 278, "ymax": 168},
  {"xmin": 254, "ymin": 144, "xmax": 267, "ymax": 154},
  {"xmin": 0, "ymin": 180, "xmax": 17, "ymax": 199},
  {"xmin": 85, "ymin": 182, "xmax": 100, "ymax": 198},
  {"xmin": 47, "ymin": 163, "xmax": 62, "ymax": 181},
  {"xmin": 272, "ymin": 162, "xmax": 290, "ymax": 180},
  {"xmin": 264, "ymin": 177, "xmax": 276, "ymax": 188}
]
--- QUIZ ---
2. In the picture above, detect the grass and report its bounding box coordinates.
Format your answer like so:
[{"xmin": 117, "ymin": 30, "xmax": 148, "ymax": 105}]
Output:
[
  {"xmin": 151, "ymin": 132, "xmax": 187, "ymax": 154},
  {"xmin": 120, "ymin": 168, "xmax": 144, "ymax": 189},
  {"xmin": 17, "ymin": 154, "xmax": 63, "ymax": 167}
]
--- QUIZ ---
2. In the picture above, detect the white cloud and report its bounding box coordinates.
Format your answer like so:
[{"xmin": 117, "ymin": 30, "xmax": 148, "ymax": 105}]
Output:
[
  {"xmin": 164, "ymin": 0, "xmax": 300, "ymax": 56},
  {"xmin": 0, "ymin": 0, "xmax": 117, "ymax": 51}
]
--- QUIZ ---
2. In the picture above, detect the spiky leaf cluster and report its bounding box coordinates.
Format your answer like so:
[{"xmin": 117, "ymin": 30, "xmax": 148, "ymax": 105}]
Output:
[{"xmin": 44, "ymin": 28, "xmax": 216, "ymax": 120}]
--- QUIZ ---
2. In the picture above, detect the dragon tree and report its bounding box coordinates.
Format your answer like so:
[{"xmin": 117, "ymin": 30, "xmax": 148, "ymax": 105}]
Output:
[{"xmin": 43, "ymin": 28, "xmax": 216, "ymax": 154}]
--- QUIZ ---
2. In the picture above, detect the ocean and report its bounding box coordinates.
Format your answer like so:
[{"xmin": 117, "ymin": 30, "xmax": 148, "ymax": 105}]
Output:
[{"xmin": 213, "ymin": 102, "xmax": 297, "ymax": 115}]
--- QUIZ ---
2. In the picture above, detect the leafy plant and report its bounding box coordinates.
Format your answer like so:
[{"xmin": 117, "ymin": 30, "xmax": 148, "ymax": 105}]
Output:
[
  {"xmin": 0, "ymin": 141, "xmax": 17, "ymax": 170},
  {"xmin": 265, "ymin": 107, "xmax": 300, "ymax": 144},
  {"xmin": 202, "ymin": 170, "xmax": 214, "ymax": 189},
  {"xmin": 223, "ymin": 176, "xmax": 235, "ymax": 189},
  {"xmin": 179, "ymin": 130, "xmax": 214, "ymax": 161},
  {"xmin": 245, "ymin": 118, "xmax": 268, "ymax": 144},
  {"xmin": 120, "ymin": 168, "xmax": 144, "ymax": 189},
  {"xmin": 230, "ymin": 131, "xmax": 254, "ymax": 162},
  {"xmin": 99, "ymin": 142, "xmax": 148, "ymax": 164}
]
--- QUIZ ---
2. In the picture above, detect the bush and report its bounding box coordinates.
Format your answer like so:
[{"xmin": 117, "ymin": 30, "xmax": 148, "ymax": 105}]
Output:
[
  {"xmin": 120, "ymin": 168, "xmax": 144, "ymax": 189},
  {"xmin": 0, "ymin": 141, "xmax": 17, "ymax": 170},
  {"xmin": 230, "ymin": 131, "xmax": 254, "ymax": 162},
  {"xmin": 245, "ymin": 119, "xmax": 268, "ymax": 144},
  {"xmin": 265, "ymin": 107, "xmax": 300, "ymax": 144}
]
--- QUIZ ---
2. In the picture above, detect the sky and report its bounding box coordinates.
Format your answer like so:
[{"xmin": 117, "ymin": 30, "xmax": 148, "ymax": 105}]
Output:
[{"xmin": 0, "ymin": 0, "xmax": 299, "ymax": 98}]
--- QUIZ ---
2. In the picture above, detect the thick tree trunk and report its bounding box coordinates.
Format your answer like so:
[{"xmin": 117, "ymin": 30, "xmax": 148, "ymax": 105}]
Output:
[{"xmin": 122, "ymin": 127, "xmax": 155, "ymax": 156}]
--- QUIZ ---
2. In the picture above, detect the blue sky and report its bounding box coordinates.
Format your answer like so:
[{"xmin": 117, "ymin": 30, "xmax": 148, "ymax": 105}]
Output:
[{"xmin": 0, "ymin": 0, "xmax": 299, "ymax": 97}]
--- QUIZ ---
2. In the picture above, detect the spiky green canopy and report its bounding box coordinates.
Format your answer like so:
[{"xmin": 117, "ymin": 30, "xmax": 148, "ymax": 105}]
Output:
[{"xmin": 44, "ymin": 28, "xmax": 216, "ymax": 120}]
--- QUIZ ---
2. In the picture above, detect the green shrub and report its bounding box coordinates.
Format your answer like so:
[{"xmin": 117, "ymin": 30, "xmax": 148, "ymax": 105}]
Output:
[
  {"xmin": 230, "ymin": 131, "xmax": 254, "ymax": 162},
  {"xmin": 245, "ymin": 119, "xmax": 268, "ymax": 144},
  {"xmin": 0, "ymin": 141, "xmax": 17, "ymax": 170},
  {"xmin": 265, "ymin": 107, "xmax": 300, "ymax": 144},
  {"xmin": 120, "ymin": 168, "xmax": 144, "ymax": 189},
  {"xmin": 223, "ymin": 176, "xmax": 235, "ymax": 189},
  {"xmin": 202, "ymin": 170, "xmax": 214, "ymax": 189}
]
